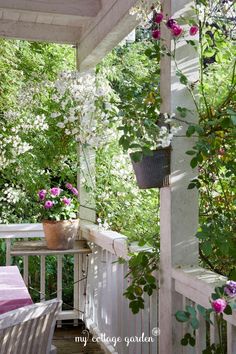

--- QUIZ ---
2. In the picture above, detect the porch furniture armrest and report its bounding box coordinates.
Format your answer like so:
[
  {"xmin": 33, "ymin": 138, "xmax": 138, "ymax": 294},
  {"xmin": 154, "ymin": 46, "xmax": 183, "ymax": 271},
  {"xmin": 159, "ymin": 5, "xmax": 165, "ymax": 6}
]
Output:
[{"xmin": 0, "ymin": 299, "xmax": 61, "ymax": 354}]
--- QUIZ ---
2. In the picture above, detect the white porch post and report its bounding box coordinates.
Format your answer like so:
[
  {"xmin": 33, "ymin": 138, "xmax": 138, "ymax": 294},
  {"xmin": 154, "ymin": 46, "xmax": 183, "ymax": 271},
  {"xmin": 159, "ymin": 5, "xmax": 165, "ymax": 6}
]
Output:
[
  {"xmin": 76, "ymin": 48, "xmax": 96, "ymax": 224},
  {"xmin": 75, "ymin": 52, "xmax": 96, "ymax": 324},
  {"xmin": 159, "ymin": 1, "xmax": 199, "ymax": 353}
]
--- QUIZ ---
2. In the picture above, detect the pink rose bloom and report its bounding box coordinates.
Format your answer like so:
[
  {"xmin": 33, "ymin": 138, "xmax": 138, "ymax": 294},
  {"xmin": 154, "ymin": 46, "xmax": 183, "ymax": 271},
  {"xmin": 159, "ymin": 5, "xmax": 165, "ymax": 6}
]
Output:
[
  {"xmin": 224, "ymin": 281, "xmax": 236, "ymax": 298},
  {"xmin": 71, "ymin": 187, "xmax": 79, "ymax": 196},
  {"xmin": 166, "ymin": 18, "xmax": 177, "ymax": 29},
  {"xmin": 152, "ymin": 29, "xmax": 161, "ymax": 40},
  {"xmin": 189, "ymin": 25, "xmax": 198, "ymax": 36},
  {"xmin": 154, "ymin": 12, "xmax": 163, "ymax": 24},
  {"xmin": 44, "ymin": 200, "xmax": 54, "ymax": 209},
  {"xmin": 62, "ymin": 197, "xmax": 71, "ymax": 206},
  {"xmin": 38, "ymin": 189, "xmax": 47, "ymax": 201},
  {"xmin": 65, "ymin": 183, "xmax": 73, "ymax": 190},
  {"xmin": 50, "ymin": 187, "xmax": 61, "ymax": 196},
  {"xmin": 171, "ymin": 25, "xmax": 183, "ymax": 37},
  {"xmin": 211, "ymin": 298, "xmax": 227, "ymax": 313}
]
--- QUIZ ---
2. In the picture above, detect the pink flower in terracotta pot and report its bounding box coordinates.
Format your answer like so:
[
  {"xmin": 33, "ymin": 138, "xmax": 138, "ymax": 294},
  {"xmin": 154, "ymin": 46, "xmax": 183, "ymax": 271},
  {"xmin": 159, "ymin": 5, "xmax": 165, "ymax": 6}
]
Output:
[
  {"xmin": 44, "ymin": 200, "xmax": 54, "ymax": 209},
  {"xmin": 50, "ymin": 187, "xmax": 61, "ymax": 196},
  {"xmin": 38, "ymin": 189, "xmax": 47, "ymax": 200},
  {"xmin": 62, "ymin": 197, "xmax": 71, "ymax": 206}
]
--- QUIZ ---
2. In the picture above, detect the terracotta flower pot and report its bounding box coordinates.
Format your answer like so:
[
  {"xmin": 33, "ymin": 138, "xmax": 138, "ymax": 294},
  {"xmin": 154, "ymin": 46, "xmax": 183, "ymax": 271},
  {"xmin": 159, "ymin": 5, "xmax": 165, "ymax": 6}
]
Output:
[
  {"xmin": 42, "ymin": 219, "xmax": 79, "ymax": 250},
  {"xmin": 130, "ymin": 147, "xmax": 171, "ymax": 189}
]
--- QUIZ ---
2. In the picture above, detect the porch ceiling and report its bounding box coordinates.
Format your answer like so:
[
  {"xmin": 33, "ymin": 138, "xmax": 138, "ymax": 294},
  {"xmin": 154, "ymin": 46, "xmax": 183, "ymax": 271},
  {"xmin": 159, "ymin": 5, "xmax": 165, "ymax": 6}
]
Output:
[{"xmin": 0, "ymin": 0, "xmax": 139, "ymax": 70}]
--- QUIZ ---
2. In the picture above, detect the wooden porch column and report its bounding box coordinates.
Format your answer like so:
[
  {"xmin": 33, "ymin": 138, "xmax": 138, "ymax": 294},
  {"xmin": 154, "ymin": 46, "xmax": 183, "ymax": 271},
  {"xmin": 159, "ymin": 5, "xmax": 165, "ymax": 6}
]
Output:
[
  {"xmin": 159, "ymin": 1, "xmax": 199, "ymax": 353},
  {"xmin": 76, "ymin": 49, "xmax": 96, "ymax": 224},
  {"xmin": 75, "ymin": 53, "xmax": 96, "ymax": 323}
]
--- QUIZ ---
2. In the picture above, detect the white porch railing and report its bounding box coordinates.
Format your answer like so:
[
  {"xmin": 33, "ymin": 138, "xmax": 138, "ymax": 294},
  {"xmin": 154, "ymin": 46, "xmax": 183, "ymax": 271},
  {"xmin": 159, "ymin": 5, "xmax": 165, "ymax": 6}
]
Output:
[
  {"xmin": 80, "ymin": 223, "xmax": 158, "ymax": 354},
  {"xmin": 172, "ymin": 267, "xmax": 236, "ymax": 354},
  {"xmin": 0, "ymin": 223, "xmax": 86, "ymax": 323},
  {"xmin": 1, "ymin": 223, "xmax": 235, "ymax": 353},
  {"xmin": 80, "ymin": 223, "xmax": 236, "ymax": 354}
]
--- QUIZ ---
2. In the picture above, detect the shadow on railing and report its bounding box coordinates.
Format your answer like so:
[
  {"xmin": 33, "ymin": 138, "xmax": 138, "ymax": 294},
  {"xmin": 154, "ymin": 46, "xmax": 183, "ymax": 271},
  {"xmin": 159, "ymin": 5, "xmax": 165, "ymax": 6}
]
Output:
[{"xmin": 80, "ymin": 222, "xmax": 159, "ymax": 354}]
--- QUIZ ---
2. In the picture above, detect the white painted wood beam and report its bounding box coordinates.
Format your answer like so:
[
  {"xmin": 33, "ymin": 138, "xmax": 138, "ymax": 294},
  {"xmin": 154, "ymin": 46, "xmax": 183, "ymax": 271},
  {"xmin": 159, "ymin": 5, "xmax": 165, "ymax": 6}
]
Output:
[
  {"xmin": 0, "ymin": 19, "xmax": 82, "ymax": 43},
  {"xmin": 159, "ymin": 1, "xmax": 199, "ymax": 353},
  {"xmin": 77, "ymin": 0, "xmax": 139, "ymax": 71},
  {"xmin": 0, "ymin": 0, "xmax": 101, "ymax": 18}
]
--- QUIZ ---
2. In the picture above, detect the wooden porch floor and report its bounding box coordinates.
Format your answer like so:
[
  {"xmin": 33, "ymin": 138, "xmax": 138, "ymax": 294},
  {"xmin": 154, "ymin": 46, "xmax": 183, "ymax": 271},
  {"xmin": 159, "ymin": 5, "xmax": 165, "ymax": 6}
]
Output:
[{"xmin": 53, "ymin": 325, "xmax": 105, "ymax": 354}]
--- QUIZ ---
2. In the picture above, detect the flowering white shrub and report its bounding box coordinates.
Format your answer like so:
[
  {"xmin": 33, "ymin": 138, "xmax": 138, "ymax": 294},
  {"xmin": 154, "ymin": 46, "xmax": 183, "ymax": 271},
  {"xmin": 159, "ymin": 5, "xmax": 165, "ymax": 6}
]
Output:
[
  {"xmin": 0, "ymin": 184, "xmax": 28, "ymax": 223},
  {"xmin": 50, "ymin": 71, "xmax": 118, "ymax": 149}
]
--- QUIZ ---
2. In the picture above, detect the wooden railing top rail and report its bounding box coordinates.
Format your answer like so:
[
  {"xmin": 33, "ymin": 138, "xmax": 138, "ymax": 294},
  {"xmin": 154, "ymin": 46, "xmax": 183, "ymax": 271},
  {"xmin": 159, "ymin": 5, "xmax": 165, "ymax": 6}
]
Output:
[
  {"xmin": 172, "ymin": 266, "xmax": 236, "ymax": 326},
  {"xmin": 172, "ymin": 266, "xmax": 226, "ymax": 308},
  {"xmin": 0, "ymin": 222, "xmax": 152, "ymax": 258},
  {"xmin": 80, "ymin": 222, "xmax": 153, "ymax": 258},
  {"xmin": 0, "ymin": 223, "xmax": 43, "ymax": 238},
  {"xmin": 80, "ymin": 222, "xmax": 129, "ymax": 258}
]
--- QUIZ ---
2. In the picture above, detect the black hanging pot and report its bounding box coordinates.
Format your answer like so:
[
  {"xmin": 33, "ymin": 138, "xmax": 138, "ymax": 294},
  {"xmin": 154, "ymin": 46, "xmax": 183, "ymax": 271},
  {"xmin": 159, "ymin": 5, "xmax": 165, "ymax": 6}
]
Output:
[{"xmin": 130, "ymin": 147, "xmax": 171, "ymax": 189}]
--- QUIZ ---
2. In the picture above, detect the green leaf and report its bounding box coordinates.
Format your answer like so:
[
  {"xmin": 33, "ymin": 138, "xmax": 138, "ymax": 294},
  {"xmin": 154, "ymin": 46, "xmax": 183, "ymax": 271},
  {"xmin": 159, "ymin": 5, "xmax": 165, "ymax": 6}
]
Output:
[
  {"xmin": 190, "ymin": 317, "xmax": 199, "ymax": 330},
  {"xmin": 140, "ymin": 253, "xmax": 149, "ymax": 266},
  {"xmin": 190, "ymin": 157, "xmax": 198, "ymax": 169},
  {"xmin": 175, "ymin": 311, "xmax": 190, "ymax": 322},
  {"xmin": 119, "ymin": 136, "xmax": 130, "ymax": 150},
  {"xmin": 224, "ymin": 304, "xmax": 232, "ymax": 315},
  {"xmin": 146, "ymin": 274, "xmax": 156, "ymax": 284},
  {"xmin": 211, "ymin": 293, "xmax": 220, "ymax": 300},
  {"xmin": 130, "ymin": 151, "xmax": 143, "ymax": 162},
  {"xmin": 188, "ymin": 182, "xmax": 196, "ymax": 190},
  {"xmin": 204, "ymin": 48, "xmax": 216, "ymax": 57},
  {"xmin": 189, "ymin": 336, "xmax": 196, "ymax": 347},
  {"xmin": 229, "ymin": 269, "xmax": 236, "ymax": 281},
  {"xmin": 221, "ymin": 117, "xmax": 231, "ymax": 128},
  {"xmin": 129, "ymin": 301, "xmax": 140, "ymax": 314},
  {"xmin": 186, "ymin": 305, "xmax": 196, "ymax": 318},
  {"xmin": 197, "ymin": 304, "xmax": 206, "ymax": 316},
  {"xmin": 125, "ymin": 292, "xmax": 136, "ymax": 300},
  {"xmin": 144, "ymin": 48, "xmax": 153, "ymax": 57},
  {"xmin": 139, "ymin": 277, "xmax": 146, "ymax": 285},
  {"xmin": 181, "ymin": 337, "xmax": 188, "ymax": 346},
  {"xmin": 180, "ymin": 74, "xmax": 188, "ymax": 85},
  {"xmin": 186, "ymin": 125, "xmax": 196, "ymax": 137},
  {"xmin": 186, "ymin": 150, "xmax": 196, "ymax": 156},
  {"xmin": 201, "ymin": 241, "xmax": 213, "ymax": 257},
  {"xmin": 134, "ymin": 286, "xmax": 143, "ymax": 296},
  {"xmin": 230, "ymin": 115, "xmax": 236, "ymax": 126}
]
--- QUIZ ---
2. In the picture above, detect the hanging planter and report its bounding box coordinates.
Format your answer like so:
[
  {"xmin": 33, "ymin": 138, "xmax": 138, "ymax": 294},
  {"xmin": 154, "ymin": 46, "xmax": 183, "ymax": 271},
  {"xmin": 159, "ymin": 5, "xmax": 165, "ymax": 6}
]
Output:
[
  {"xmin": 130, "ymin": 147, "xmax": 171, "ymax": 189},
  {"xmin": 43, "ymin": 219, "xmax": 79, "ymax": 250}
]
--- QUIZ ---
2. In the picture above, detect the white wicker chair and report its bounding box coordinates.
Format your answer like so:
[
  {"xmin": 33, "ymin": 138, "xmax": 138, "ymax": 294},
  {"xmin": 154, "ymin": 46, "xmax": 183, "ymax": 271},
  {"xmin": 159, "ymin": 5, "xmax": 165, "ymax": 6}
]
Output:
[{"xmin": 0, "ymin": 299, "xmax": 61, "ymax": 354}]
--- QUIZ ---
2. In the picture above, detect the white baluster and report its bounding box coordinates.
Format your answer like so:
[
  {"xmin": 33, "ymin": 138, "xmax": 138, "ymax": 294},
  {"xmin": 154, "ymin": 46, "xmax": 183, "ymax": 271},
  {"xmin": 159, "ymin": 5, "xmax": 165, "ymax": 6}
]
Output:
[
  {"xmin": 23, "ymin": 256, "xmax": 29, "ymax": 287},
  {"xmin": 5, "ymin": 238, "xmax": 11, "ymax": 266},
  {"xmin": 40, "ymin": 255, "xmax": 46, "ymax": 301},
  {"xmin": 227, "ymin": 323, "xmax": 236, "ymax": 354},
  {"xmin": 73, "ymin": 253, "xmax": 79, "ymax": 325},
  {"xmin": 57, "ymin": 255, "xmax": 63, "ymax": 327}
]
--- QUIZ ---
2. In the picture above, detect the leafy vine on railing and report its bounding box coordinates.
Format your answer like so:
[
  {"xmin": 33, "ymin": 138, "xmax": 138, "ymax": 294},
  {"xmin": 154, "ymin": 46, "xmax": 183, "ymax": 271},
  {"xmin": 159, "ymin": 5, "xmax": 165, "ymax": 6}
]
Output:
[
  {"xmin": 175, "ymin": 281, "xmax": 236, "ymax": 353},
  {"xmin": 119, "ymin": 249, "xmax": 159, "ymax": 314}
]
